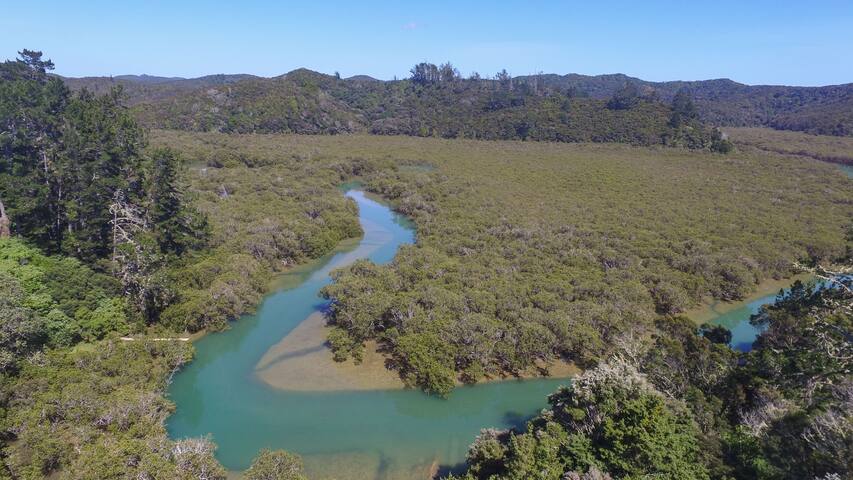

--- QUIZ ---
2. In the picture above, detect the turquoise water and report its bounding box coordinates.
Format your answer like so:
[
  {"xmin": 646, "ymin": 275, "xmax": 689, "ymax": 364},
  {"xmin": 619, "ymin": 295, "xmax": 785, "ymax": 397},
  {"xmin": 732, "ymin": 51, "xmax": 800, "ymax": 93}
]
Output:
[
  {"xmin": 701, "ymin": 279, "xmax": 829, "ymax": 351},
  {"xmin": 166, "ymin": 191, "xmax": 568, "ymax": 478},
  {"xmin": 167, "ymin": 189, "xmax": 820, "ymax": 477},
  {"xmin": 699, "ymin": 293, "xmax": 780, "ymax": 351}
]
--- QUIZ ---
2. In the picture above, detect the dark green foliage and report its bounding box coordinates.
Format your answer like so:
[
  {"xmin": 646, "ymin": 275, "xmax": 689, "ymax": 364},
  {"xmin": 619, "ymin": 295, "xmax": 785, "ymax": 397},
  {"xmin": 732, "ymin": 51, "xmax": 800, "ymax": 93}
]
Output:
[
  {"xmin": 0, "ymin": 339, "xmax": 214, "ymax": 479},
  {"xmin": 148, "ymin": 131, "xmax": 364, "ymax": 332},
  {"xmin": 0, "ymin": 51, "xmax": 66, "ymax": 249},
  {"xmin": 0, "ymin": 50, "xmax": 146, "ymax": 263},
  {"xmin": 58, "ymin": 88, "xmax": 146, "ymax": 263},
  {"xmin": 63, "ymin": 69, "xmax": 853, "ymax": 138},
  {"xmin": 455, "ymin": 274, "xmax": 851, "ymax": 480},
  {"xmin": 0, "ymin": 236, "xmax": 229, "ymax": 479},
  {"xmin": 454, "ymin": 361, "xmax": 709, "ymax": 480},
  {"xmin": 148, "ymin": 147, "xmax": 209, "ymax": 256},
  {"xmin": 606, "ymin": 82, "xmax": 641, "ymax": 110},
  {"xmin": 669, "ymin": 87, "xmax": 698, "ymax": 128},
  {"xmin": 0, "ymin": 271, "xmax": 47, "ymax": 373},
  {"xmin": 699, "ymin": 323, "xmax": 733, "ymax": 345},
  {"xmin": 119, "ymin": 67, "xmax": 727, "ymax": 148},
  {"xmin": 709, "ymin": 128, "xmax": 735, "ymax": 153},
  {"xmin": 0, "ymin": 238, "xmax": 126, "ymax": 348},
  {"xmin": 641, "ymin": 279, "xmax": 852, "ymax": 479},
  {"xmin": 527, "ymin": 75, "xmax": 853, "ymax": 137},
  {"xmin": 727, "ymin": 281, "xmax": 852, "ymax": 479}
]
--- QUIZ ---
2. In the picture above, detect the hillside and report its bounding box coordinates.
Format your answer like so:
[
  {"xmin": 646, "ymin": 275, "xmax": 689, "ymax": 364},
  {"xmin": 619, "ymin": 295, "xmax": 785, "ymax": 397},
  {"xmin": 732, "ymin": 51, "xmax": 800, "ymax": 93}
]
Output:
[
  {"xmin": 59, "ymin": 73, "xmax": 257, "ymax": 103},
  {"xmin": 529, "ymin": 74, "xmax": 853, "ymax": 135},
  {"xmin": 61, "ymin": 69, "xmax": 853, "ymax": 138},
  {"xmin": 61, "ymin": 68, "xmax": 724, "ymax": 148}
]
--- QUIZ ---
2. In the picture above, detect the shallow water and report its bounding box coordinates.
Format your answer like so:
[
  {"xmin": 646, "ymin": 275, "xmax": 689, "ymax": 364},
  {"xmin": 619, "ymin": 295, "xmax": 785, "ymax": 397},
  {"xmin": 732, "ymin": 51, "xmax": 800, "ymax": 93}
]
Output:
[
  {"xmin": 688, "ymin": 275, "xmax": 823, "ymax": 351},
  {"xmin": 166, "ymin": 191, "xmax": 569, "ymax": 479}
]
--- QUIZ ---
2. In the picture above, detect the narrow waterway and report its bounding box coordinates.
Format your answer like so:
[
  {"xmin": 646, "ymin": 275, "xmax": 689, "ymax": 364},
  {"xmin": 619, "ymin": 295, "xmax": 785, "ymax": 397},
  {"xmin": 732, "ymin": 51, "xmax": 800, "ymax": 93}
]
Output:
[
  {"xmin": 166, "ymin": 190, "xmax": 568, "ymax": 479},
  {"xmin": 686, "ymin": 275, "xmax": 825, "ymax": 351},
  {"xmin": 167, "ymin": 188, "xmax": 828, "ymax": 478}
]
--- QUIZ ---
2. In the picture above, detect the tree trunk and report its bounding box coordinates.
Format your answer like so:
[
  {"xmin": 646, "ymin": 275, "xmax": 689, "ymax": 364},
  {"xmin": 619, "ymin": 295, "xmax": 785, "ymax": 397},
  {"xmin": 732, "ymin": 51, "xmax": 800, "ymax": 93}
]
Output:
[{"xmin": 0, "ymin": 198, "xmax": 10, "ymax": 238}]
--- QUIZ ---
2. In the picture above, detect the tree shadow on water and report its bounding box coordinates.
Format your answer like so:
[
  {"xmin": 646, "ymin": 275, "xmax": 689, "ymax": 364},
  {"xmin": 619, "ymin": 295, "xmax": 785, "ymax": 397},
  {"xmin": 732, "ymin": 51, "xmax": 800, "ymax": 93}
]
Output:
[
  {"xmin": 435, "ymin": 461, "xmax": 468, "ymax": 478},
  {"xmin": 503, "ymin": 410, "xmax": 534, "ymax": 431}
]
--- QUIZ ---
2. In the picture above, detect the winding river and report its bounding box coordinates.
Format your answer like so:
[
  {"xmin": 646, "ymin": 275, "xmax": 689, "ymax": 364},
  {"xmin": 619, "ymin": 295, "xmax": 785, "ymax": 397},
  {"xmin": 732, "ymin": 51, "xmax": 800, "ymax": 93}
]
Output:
[
  {"xmin": 167, "ymin": 188, "xmax": 822, "ymax": 479},
  {"xmin": 167, "ymin": 190, "xmax": 568, "ymax": 479}
]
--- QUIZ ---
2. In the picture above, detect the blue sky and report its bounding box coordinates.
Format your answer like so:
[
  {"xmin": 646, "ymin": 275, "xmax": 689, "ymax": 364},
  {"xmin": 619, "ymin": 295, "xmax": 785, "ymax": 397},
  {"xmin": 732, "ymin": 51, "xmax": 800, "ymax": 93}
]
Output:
[{"xmin": 2, "ymin": 0, "xmax": 851, "ymax": 86}]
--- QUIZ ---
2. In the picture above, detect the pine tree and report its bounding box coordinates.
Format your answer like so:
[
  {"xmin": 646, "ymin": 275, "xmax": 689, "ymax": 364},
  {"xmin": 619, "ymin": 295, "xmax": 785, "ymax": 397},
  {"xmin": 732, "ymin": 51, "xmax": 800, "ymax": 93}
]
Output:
[{"xmin": 148, "ymin": 147, "xmax": 208, "ymax": 256}]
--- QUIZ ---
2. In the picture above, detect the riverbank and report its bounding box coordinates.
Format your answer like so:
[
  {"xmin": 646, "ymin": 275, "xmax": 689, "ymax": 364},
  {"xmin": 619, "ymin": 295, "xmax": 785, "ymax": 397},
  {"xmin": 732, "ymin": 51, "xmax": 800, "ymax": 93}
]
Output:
[
  {"xmin": 256, "ymin": 258, "xmax": 805, "ymax": 392},
  {"xmin": 167, "ymin": 189, "xmax": 574, "ymax": 479},
  {"xmin": 684, "ymin": 273, "xmax": 812, "ymax": 324},
  {"xmin": 255, "ymin": 310, "xmax": 578, "ymax": 392}
]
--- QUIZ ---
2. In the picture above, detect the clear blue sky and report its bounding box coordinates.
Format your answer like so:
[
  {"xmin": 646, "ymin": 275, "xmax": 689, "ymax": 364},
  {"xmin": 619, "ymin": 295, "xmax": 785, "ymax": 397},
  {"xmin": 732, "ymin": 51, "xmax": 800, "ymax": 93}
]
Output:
[{"xmin": 2, "ymin": 0, "xmax": 851, "ymax": 86}]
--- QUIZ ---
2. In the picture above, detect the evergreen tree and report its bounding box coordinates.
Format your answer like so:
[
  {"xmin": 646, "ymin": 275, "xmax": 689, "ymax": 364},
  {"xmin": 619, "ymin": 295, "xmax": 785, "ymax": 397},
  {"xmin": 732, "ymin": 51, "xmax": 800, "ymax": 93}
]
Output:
[
  {"xmin": 58, "ymin": 87, "xmax": 146, "ymax": 262},
  {"xmin": 670, "ymin": 87, "xmax": 698, "ymax": 128},
  {"xmin": 148, "ymin": 147, "xmax": 208, "ymax": 256},
  {"xmin": 607, "ymin": 82, "xmax": 641, "ymax": 110},
  {"xmin": 0, "ymin": 50, "xmax": 68, "ymax": 250}
]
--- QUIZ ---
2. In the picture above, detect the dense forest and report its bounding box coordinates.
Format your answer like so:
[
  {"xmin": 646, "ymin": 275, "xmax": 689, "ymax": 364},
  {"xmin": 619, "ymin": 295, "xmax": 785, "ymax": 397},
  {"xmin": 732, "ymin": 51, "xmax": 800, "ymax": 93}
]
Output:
[
  {"xmin": 62, "ymin": 67, "xmax": 853, "ymax": 138},
  {"xmin": 316, "ymin": 134, "xmax": 849, "ymax": 395},
  {"xmin": 130, "ymin": 66, "xmax": 731, "ymax": 150},
  {"xmin": 529, "ymin": 74, "xmax": 853, "ymax": 137},
  {"xmin": 2, "ymin": 50, "xmax": 852, "ymax": 480},
  {"xmin": 448, "ymin": 277, "xmax": 852, "ymax": 479}
]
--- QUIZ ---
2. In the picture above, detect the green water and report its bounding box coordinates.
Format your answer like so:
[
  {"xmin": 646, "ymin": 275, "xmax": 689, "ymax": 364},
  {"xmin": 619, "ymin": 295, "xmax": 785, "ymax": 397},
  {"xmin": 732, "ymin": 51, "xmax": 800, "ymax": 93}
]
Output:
[
  {"xmin": 700, "ymin": 278, "xmax": 829, "ymax": 352},
  {"xmin": 166, "ymin": 190, "xmax": 568, "ymax": 478},
  {"xmin": 699, "ymin": 293, "xmax": 780, "ymax": 351}
]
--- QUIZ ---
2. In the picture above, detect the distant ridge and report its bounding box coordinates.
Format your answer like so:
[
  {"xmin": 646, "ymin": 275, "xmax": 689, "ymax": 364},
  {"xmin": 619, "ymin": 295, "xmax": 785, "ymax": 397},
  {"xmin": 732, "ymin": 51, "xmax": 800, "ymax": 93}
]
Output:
[
  {"xmin": 345, "ymin": 75, "xmax": 381, "ymax": 83},
  {"xmin": 60, "ymin": 68, "xmax": 853, "ymax": 137}
]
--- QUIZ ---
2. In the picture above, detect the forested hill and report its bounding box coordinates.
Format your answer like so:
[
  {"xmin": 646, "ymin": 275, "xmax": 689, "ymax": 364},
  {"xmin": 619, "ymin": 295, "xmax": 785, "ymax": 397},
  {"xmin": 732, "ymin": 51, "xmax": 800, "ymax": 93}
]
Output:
[
  {"xmin": 60, "ymin": 66, "xmax": 853, "ymax": 138},
  {"xmin": 59, "ymin": 73, "xmax": 256, "ymax": 103},
  {"xmin": 528, "ymin": 73, "xmax": 853, "ymax": 136},
  {"xmin": 62, "ymin": 67, "xmax": 726, "ymax": 149}
]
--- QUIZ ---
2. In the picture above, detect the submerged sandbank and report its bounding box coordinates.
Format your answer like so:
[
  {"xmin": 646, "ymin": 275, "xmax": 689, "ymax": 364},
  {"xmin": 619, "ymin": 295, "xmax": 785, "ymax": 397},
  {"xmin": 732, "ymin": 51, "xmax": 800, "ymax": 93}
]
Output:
[{"xmin": 255, "ymin": 310, "xmax": 578, "ymax": 392}]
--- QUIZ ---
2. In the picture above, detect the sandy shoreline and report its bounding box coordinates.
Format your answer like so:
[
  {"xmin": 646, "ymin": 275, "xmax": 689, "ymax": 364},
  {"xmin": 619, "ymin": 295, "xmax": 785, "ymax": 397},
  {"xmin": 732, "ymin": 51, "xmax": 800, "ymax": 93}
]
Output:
[
  {"xmin": 684, "ymin": 273, "xmax": 812, "ymax": 324},
  {"xmin": 254, "ymin": 311, "xmax": 578, "ymax": 392}
]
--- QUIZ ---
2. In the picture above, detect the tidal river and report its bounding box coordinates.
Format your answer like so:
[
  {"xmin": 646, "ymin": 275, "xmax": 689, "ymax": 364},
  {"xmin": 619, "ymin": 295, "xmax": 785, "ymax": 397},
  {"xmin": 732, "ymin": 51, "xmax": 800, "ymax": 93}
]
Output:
[
  {"xmin": 167, "ymin": 189, "xmax": 812, "ymax": 479},
  {"xmin": 166, "ymin": 190, "xmax": 568, "ymax": 479}
]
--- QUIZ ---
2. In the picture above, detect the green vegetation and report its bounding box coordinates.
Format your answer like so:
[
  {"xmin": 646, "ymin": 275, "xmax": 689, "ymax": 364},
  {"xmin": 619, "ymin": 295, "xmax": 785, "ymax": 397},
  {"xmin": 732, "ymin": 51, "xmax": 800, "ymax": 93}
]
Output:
[
  {"xmin": 114, "ymin": 65, "xmax": 727, "ymax": 149},
  {"xmin": 147, "ymin": 129, "xmax": 366, "ymax": 332},
  {"xmin": 64, "ymin": 70, "xmax": 853, "ymax": 139},
  {"xmin": 725, "ymin": 127, "xmax": 853, "ymax": 165},
  {"xmin": 2, "ymin": 52, "xmax": 353, "ymax": 478},
  {"xmin": 451, "ymin": 277, "xmax": 852, "ymax": 479},
  {"xmin": 2, "ymin": 336, "xmax": 211, "ymax": 479},
  {"xmin": 3, "ymin": 50, "xmax": 851, "ymax": 479},
  {"xmin": 245, "ymin": 449, "xmax": 308, "ymax": 480},
  {"xmin": 318, "ymin": 135, "xmax": 849, "ymax": 395},
  {"xmin": 531, "ymin": 75, "xmax": 853, "ymax": 137},
  {"xmin": 453, "ymin": 359, "xmax": 710, "ymax": 480},
  {"xmin": 0, "ymin": 239, "xmax": 125, "ymax": 363}
]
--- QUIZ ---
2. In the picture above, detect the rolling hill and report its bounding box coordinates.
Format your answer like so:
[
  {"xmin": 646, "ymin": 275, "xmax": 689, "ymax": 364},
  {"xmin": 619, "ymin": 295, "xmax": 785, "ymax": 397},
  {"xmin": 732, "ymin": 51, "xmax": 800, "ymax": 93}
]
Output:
[{"xmin": 60, "ymin": 68, "xmax": 853, "ymax": 139}]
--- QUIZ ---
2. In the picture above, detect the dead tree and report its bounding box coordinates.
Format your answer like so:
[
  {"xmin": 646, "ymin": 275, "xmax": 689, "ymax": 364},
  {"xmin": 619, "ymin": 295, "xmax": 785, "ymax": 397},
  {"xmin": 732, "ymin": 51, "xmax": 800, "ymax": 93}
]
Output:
[{"xmin": 0, "ymin": 198, "xmax": 10, "ymax": 238}]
